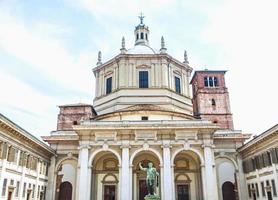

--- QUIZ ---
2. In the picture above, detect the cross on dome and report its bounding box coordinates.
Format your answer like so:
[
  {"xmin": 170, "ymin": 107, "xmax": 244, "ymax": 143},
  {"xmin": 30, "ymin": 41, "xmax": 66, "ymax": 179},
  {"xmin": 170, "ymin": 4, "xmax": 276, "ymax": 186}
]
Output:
[{"xmin": 138, "ymin": 12, "xmax": 145, "ymax": 24}]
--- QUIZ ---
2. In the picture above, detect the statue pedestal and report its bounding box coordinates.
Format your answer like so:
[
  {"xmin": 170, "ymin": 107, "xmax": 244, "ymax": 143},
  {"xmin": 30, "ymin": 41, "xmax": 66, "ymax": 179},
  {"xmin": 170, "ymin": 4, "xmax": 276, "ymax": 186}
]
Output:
[{"xmin": 144, "ymin": 195, "xmax": 160, "ymax": 200}]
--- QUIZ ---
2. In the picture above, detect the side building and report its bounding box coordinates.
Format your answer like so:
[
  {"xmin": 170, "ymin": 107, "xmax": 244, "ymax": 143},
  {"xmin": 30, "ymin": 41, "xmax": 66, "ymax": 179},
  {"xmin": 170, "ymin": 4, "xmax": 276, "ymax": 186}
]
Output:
[
  {"xmin": 0, "ymin": 114, "xmax": 55, "ymax": 200},
  {"xmin": 238, "ymin": 124, "xmax": 278, "ymax": 200}
]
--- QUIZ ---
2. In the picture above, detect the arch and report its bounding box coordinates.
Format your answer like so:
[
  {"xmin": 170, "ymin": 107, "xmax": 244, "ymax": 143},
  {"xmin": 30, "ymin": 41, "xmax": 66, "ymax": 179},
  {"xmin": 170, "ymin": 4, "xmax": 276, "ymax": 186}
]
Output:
[
  {"xmin": 102, "ymin": 173, "xmax": 119, "ymax": 184},
  {"xmin": 215, "ymin": 155, "xmax": 238, "ymax": 171},
  {"xmin": 89, "ymin": 148, "xmax": 122, "ymax": 166},
  {"xmin": 222, "ymin": 181, "xmax": 235, "ymax": 200},
  {"xmin": 55, "ymin": 156, "xmax": 78, "ymax": 172},
  {"xmin": 175, "ymin": 173, "xmax": 191, "ymax": 182},
  {"xmin": 171, "ymin": 147, "xmax": 204, "ymax": 166},
  {"xmin": 129, "ymin": 147, "xmax": 163, "ymax": 166}
]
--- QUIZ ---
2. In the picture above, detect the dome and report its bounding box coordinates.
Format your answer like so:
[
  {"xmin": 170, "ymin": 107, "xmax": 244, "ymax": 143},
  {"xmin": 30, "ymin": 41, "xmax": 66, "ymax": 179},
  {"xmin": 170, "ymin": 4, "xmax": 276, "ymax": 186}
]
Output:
[{"xmin": 127, "ymin": 44, "xmax": 157, "ymax": 54}]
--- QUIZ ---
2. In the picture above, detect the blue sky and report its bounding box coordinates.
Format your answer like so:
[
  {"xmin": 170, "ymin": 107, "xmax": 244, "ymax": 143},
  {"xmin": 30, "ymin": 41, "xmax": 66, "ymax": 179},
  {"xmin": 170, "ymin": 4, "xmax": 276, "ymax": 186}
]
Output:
[{"xmin": 0, "ymin": 0, "xmax": 277, "ymax": 139}]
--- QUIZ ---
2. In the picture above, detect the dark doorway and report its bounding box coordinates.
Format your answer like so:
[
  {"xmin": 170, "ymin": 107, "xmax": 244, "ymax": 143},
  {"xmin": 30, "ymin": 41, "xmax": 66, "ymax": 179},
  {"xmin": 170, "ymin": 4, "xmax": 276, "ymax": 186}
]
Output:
[
  {"xmin": 267, "ymin": 191, "xmax": 273, "ymax": 200},
  {"xmin": 222, "ymin": 181, "xmax": 236, "ymax": 200},
  {"xmin": 177, "ymin": 184, "xmax": 189, "ymax": 200},
  {"xmin": 58, "ymin": 182, "xmax": 72, "ymax": 200},
  {"xmin": 139, "ymin": 179, "xmax": 148, "ymax": 200},
  {"xmin": 7, "ymin": 191, "xmax": 13, "ymax": 200},
  {"xmin": 27, "ymin": 192, "xmax": 31, "ymax": 200},
  {"xmin": 252, "ymin": 192, "xmax": 257, "ymax": 200},
  {"xmin": 104, "ymin": 185, "xmax": 116, "ymax": 200}
]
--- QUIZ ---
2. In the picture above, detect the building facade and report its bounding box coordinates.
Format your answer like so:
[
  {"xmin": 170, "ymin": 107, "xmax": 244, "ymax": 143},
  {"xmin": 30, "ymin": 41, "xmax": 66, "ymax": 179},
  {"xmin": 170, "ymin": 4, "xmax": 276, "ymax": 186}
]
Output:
[
  {"xmin": 42, "ymin": 17, "xmax": 252, "ymax": 200},
  {"xmin": 238, "ymin": 125, "xmax": 278, "ymax": 200},
  {"xmin": 0, "ymin": 114, "xmax": 55, "ymax": 200}
]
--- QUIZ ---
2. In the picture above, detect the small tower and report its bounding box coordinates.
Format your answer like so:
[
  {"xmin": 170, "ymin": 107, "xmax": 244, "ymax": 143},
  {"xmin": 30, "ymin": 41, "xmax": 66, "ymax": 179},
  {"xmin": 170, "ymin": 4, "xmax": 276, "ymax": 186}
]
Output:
[
  {"xmin": 134, "ymin": 13, "xmax": 149, "ymax": 46},
  {"xmin": 190, "ymin": 70, "xmax": 234, "ymax": 129}
]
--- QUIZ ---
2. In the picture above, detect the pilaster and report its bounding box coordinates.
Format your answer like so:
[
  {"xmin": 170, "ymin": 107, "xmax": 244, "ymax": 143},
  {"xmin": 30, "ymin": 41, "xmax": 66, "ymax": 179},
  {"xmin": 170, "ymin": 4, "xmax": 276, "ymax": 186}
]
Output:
[
  {"xmin": 203, "ymin": 144, "xmax": 218, "ymax": 200},
  {"xmin": 76, "ymin": 145, "xmax": 91, "ymax": 200},
  {"xmin": 120, "ymin": 142, "xmax": 130, "ymax": 200},
  {"xmin": 162, "ymin": 141, "xmax": 174, "ymax": 200},
  {"xmin": 46, "ymin": 155, "xmax": 56, "ymax": 200}
]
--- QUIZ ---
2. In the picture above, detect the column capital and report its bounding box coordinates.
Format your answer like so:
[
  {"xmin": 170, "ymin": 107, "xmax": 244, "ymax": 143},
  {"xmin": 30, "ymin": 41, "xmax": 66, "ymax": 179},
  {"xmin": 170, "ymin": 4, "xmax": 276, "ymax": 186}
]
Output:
[
  {"xmin": 161, "ymin": 143, "xmax": 172, "ymax": 149},
  {"xmin": 78, "ymin": 144, "xmax": 91, "ymax": 150}
]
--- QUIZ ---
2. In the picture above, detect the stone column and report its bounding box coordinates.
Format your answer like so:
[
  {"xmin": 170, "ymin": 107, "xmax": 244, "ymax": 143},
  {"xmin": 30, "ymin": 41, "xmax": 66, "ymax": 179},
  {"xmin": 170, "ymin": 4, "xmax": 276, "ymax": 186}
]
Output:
[
  {"xmin": 201, "ymin": 164, "xmax": 207, "ymax": 200},
  {"xmin": 46, "ymin": 156, "xmax": 56, "ymax": 200},
  {"xmin": 162, "ymin": 142, "xmax": 173, "ymax": 200},
  {"xmin": 120, "ymin": 142, "xmax": 130, "ymax": 200},
  {"xmin": 76, "ymin": 145, "xmax": 90, "ymax": 200},
  {"xmin": 203, "ymin": 145, "xmax": 218, "ymax": 200}
]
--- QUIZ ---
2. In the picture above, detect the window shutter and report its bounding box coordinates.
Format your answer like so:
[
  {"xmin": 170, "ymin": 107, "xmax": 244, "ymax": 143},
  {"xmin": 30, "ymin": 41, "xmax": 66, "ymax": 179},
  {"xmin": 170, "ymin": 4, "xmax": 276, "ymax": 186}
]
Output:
[
  {"xmin": 1, "ymin": 143, "xmax": 8, "ymax": 159},
  {"xmin": 271, "ymin": 148, "xmax": 278, "ymax": 163}
]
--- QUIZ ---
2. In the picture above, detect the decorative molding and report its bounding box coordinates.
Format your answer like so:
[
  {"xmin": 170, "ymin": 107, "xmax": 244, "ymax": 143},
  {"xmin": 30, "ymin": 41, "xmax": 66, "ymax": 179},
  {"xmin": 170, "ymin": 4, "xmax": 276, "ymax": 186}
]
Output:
[
  {"xmin": 175, "ymin": 130, "xmax": 198, "ymax": 141},
  {"xmin": 95, "ymin": 132, "xmax": 117, "ymax": 142},
  {"xmin": 135, "ymin": 130, "xmax": 157, "ymax": 141}
]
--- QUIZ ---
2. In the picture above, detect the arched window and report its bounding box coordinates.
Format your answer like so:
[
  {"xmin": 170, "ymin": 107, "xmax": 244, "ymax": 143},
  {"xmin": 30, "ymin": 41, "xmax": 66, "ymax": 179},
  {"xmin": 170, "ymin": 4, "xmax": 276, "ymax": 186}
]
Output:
[
  {"xmin": 204, "ymin": 77, "xmax": 208, "ymax": 87},
  {"xmin": 213, "ymin": 77, "xmax": 218, "ymax": 87},
  {"xmin": 146, "ymin": 33, "xmax": 148, "ymax": 40},
  {"xmin": 212, "ymin": 99, "xmax": 216, "ymax": 106},
  {"xmin": 136, "ymin": 33, "xmax": 139, "ymax": 40},
  {"xmin": 209, "ymin": 77, "xmax": 214, "ymax": 87},
  {"xmin": 140, "ymin": 32, "xmax": 144, "ymax": 39}
]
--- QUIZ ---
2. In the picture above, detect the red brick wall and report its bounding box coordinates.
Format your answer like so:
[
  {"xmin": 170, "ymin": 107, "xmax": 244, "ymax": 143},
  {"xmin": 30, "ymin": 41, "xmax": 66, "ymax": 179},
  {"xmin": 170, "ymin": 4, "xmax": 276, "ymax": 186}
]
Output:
[
  {"xmin": 57, "ymin": 105, "xmax": 96, "ymax": 130},
  {"xmin": 191, "ymin": 71, "xmax": 234, "ymax": 129}
]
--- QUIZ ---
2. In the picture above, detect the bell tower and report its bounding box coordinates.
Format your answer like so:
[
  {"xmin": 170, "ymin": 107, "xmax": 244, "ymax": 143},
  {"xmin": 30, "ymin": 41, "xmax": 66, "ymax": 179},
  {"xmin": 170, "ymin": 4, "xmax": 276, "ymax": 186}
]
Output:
[{"xmin": 191, "ymin": 70, "xmax": 234, "ymax": 129}]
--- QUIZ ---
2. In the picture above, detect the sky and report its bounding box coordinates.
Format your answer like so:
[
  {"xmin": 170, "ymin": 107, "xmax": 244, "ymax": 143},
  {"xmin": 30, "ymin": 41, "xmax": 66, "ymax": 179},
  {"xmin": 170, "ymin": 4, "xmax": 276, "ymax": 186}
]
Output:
[{"xmin": 0, "ymin": 0, "xmax": 277, "ymax": 140}]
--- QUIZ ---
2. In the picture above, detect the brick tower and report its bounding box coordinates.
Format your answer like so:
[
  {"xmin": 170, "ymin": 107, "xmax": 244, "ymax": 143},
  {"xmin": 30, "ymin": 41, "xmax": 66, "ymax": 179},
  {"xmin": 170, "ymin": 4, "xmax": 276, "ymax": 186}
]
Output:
[{"xmin": 190, "ymin": 70, "xmax": 234, "ymax": 129}]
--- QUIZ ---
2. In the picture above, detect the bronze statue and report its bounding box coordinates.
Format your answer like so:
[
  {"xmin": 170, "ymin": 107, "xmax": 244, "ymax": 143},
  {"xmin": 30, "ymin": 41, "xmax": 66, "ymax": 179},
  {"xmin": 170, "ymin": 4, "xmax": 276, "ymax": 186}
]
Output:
[{"xmin": 139, "ymin": 162, "xmax": 159, "ymax": 196}]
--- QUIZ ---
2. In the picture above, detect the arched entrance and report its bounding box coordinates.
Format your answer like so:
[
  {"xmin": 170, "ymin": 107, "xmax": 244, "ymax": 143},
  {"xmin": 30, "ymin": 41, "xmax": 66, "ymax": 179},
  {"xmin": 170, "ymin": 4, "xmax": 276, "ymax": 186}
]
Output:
[
  {"xmin": 91, "ymin": 151, "xmax": 119, "ymax": 200},
  {"xmin": 58, "ymin": 182, "xmax": 72, "ymax": 200},
  {"xmin": 173, "ymin": 150, "xmax": 203, "ymax": 200},
  {"xmin": 131, "ymin": 150, "xmax": 161, "ymax": 200},
  {"xmin": 222, "ymin": 181, "xmax": 235, "ymax": 200},
  {"xmin": 55, "ymin": 158, "xmax": 77, "ymax": 200}
]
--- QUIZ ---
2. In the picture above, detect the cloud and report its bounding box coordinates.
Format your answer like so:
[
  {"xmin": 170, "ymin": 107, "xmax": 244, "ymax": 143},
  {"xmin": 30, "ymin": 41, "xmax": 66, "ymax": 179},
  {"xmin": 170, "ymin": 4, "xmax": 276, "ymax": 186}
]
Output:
[{"xmin": 201, "ymin": 0, "xmax": 278, "ymax": 133}]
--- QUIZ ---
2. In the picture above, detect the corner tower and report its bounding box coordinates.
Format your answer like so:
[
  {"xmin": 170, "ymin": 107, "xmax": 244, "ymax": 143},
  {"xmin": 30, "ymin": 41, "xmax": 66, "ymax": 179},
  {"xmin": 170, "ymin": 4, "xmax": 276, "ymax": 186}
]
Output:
[{"xmin": 191, "ymin": 70, "xmax": 234, "ymax": 129}]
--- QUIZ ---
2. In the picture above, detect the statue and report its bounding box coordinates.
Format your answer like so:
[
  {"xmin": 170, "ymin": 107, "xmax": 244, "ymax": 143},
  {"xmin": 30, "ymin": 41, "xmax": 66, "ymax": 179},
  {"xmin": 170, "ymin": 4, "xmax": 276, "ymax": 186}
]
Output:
[{"xmin": 139, "ymin": 162, "xmax": 160, "ymax": 199}]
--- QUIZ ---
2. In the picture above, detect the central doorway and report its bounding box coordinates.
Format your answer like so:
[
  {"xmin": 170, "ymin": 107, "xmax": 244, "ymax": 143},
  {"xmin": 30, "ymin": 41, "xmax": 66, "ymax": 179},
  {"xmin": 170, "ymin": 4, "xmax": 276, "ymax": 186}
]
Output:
[
  {"xmin": 104, "ymin": 185, "xmax": 116, "ymax": 200},
  {"xmin": 177, "ymin": 184, "xmax": 189, "ymax": 200}
]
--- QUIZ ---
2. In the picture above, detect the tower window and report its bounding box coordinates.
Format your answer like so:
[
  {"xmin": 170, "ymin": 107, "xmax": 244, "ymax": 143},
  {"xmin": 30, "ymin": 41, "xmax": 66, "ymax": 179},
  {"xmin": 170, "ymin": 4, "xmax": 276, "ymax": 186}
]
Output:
[
  {"xmin": 73, "ymin": 121, "xmax": 78, "ymax": 125},
  {"xmin": 140, "ymin": 32, "xmax": 144, "ymax": 39},
  {"xmin": 146, "ymin": 33, "xmax": 148, "ymax": 40},
  {"xmin": 209, "ymin": 77, "xmax": 213, "ymax": 87},
  {"xmin": 213, "ymin": 77, "xmax": 218, "ymax": 86},
  {"xmin": 106, "ymin": 77, "xmax": 112, "ymax": 94},
  {"xmin": 204, "ymin": 77, "xmax": 208, "ymax": 87},
  {"xmin": 136, "ymin": 33, "xmax": 139, "ymax": 40},
  {"xmin": 175, "ymin": 76, "xmax": 181, "ymax": 93},
  {"xmin": 139, "ymin": 71, "xmax": 149, "ymax": 88},
  {"xmin": 212, "ymin": 99, "xmax": 216, "ymax": 106}
]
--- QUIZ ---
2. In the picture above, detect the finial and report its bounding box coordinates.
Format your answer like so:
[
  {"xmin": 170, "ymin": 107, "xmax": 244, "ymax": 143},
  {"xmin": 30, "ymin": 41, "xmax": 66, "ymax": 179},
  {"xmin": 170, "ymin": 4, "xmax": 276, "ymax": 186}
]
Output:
[
  {"xmin": 97, "ymin": 51, "xmax": 102, "ymax": 65},
  {"xmin": 138, "ymin": 12, "xmax": 145, "ymax": 24},
  {"xmin": 160, "ymin": 36, "xmax": 167, "ymax": 54},
  {"xmin": 122, "ymin": 37, "xmax": 125, "ymax": 49},
  {"xmin": 120, "ymin": 36, "xmax": 127, "ymax": 54},
  {"xmin": 184, "ymin": 50, "xmax": 189, "ymax": 64},
  {"xmin": 161, "ymin": 36, "xmax": 165, "ymax": 48}
]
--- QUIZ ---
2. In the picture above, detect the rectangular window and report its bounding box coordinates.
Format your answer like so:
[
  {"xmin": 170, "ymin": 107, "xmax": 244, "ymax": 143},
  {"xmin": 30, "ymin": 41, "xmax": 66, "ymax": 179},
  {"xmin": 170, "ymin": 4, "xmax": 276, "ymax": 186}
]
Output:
[
  {"xmin": 106, "ymin": 77, "xmax": 112, "ymax": 94},
  {"xmin": 15, "ymin": 181, "xmax": 20, "ymax": 197},
  {"xmin": 272, "ymin": 179, "xmax": 277, "ymax": 196},
  {"xmin": 32, "ymin": 184, "xmax": 35, "ymax": 198},
  {"xmin": 22, "ymin": 182, "xmax": 26, "ymax": 197},
  {"xmin": 37, "ymin": 185, "xmax": 40, "ymax": 198},
  {"xmin": 248, "ymin": 184, "xmax": 252, "ymax": 198},
  {"xmin": 261, "ymin": 182, "xmax": 266, "ymax": 196},
  {"xmin": 175, "ymin": 76, "xmax": 181, "ymax": 93},
  {"xmin": 255, "ymin": 183, "xmax": 259, "ymax": 197},
  {"xmin": 139, "ymin": 71, "xmax": 149, "ymax": 88},
  {"xmin": 2, "ymin": 178, "xmax": 7, "ymax": 196},
  {"xmin": 141, "ymin": 116, "xmax": 148, "ymax": 120}
]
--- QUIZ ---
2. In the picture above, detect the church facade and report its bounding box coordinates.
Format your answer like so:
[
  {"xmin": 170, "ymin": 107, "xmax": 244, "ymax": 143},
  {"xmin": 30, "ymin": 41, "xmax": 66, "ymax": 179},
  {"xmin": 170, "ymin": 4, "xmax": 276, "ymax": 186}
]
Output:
[{"xmin": 41, "ymin": 17, "xmax": 252, "ymax": 200}]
